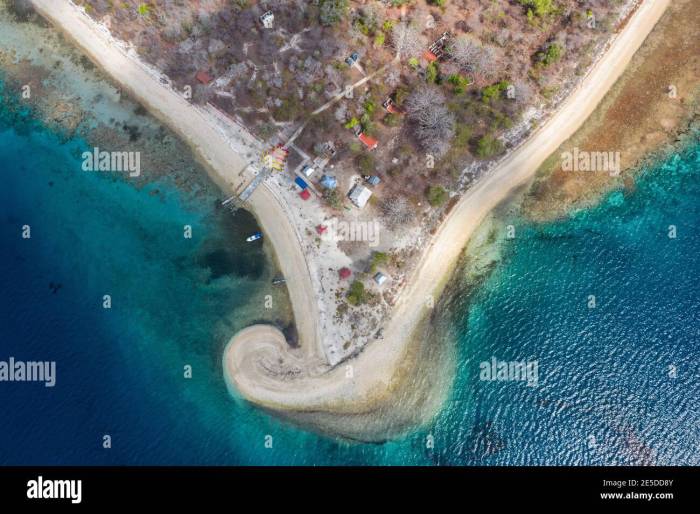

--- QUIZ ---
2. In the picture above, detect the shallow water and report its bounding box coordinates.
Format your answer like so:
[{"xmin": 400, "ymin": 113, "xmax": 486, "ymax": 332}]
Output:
[{"xmin": 0, "ymin": 9, "xmax": 698, "ymax": 464}]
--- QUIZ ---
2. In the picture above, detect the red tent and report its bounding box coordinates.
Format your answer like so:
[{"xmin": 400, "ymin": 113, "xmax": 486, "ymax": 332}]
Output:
[
  {"xmin": 338, "ymin": 267, "xmax": 352, "ymax": 279},
  {"xmin": 299, "ymin": 189, "xmax": 311, "ymax": 200},
  {"xmin": 316, "ymin": 225, "xmax": 327, "ymax": 235}
]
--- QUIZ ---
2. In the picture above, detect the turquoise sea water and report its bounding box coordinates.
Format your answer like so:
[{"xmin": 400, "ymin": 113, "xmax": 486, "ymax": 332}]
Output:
[{"xmin": 1, "ymin": 72, "xmax": 698, "ymax": 465}]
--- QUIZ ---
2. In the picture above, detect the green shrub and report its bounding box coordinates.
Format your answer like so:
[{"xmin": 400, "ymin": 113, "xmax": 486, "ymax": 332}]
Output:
[
  {"xmin": 323, "ymin": 189, "xmax": 342, "ymax": 209},
  {"xmin": 448, "ymin": 74, "xmax": 471, "ymax": 94},
  {"xmin": 481, "ymin": 81, "xmax": 510, "ymax": 103},
  {"xmin": 426, "ymin": 185, "xmax": 448, "ymax": 207},
  {"xmin": 356, "ymin": 153, "xmax": 375, "ymax": 173},
  {"xmin": 519, "ymin": 0, "xmax": 556, "ymax": 17},
  {"xmin": 370, "ymin": 252, "xmax": 389, "ymax": 272},
  {"xmin": 347, "ymin": 280, "xmax": 368, "ymax": 305},
  {"xmin": 426, "ymin": 62, "xmax": 439, "ymax": 83},
  {"xmin": 319, "ymin": 0, "xmax": 349, "ymax": 26},
  {"xmin": 538, "ymin": 43, "xmax": 563, "ymax": 66},
  {"xmin": 475, "ymin": 134, "xmax": 504, "ymax": 158},
  {"xmin": 383, "ymin": 113, "xmax": 401, "ymax": 127}
]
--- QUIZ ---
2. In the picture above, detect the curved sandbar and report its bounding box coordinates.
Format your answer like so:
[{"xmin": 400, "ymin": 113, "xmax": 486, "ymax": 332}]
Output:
[{"xmin": 224, "ymin": 0, "xmax": 670, "ymax": 423}]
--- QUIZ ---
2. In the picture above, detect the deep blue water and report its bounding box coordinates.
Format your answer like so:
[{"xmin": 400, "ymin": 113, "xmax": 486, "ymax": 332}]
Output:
[
  {"xmin": 0, "ymin": 77, "xmax": 698, "ymax": 465},
  {"xmin": 431, "ymin": 139, "xmax": 700, "ymax": 465}
]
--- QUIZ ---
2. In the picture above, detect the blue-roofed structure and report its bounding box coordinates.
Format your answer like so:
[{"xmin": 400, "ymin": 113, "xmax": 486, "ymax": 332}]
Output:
[{"xmin": 320, "ymin": 174, "xmax": 337, "ymax": 190}]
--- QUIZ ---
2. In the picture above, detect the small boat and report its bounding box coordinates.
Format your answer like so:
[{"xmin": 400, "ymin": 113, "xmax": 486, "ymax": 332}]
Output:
[
  {"xmin": 272, "ymin": 276, "xmax": 286, "ymax": 286},
  {"xmin": 246, "ymin": 232, "xmax": 262, "ymax": 242}
]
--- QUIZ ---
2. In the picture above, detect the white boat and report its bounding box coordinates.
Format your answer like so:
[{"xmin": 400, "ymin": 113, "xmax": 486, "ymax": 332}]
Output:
[{"xmin": 246, "ymin": 232, "xmax": 262, "ymax": 242}]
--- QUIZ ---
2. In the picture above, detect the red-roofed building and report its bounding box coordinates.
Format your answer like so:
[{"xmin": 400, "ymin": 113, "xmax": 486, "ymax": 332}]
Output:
[
  {"xmin": 338, "ymin": 267, "xmax": 352, "ymax": 279},
  {"xmin": 383, "ymin": 98, "xmax": 403, "ymax": 114},
  {"xmin": 299, "ymin": 189, "xmax": 311, "ymax": 201},
  {"xmin": 195, "ymin": 70, "xmax": 213, "ymax": 84},
  {"xmin": 358, "ymin": 133, "xmax": 378, "ymax": 150}
]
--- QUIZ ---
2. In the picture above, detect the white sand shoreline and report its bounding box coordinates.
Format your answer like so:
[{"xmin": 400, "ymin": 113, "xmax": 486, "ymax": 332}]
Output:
[
  {"xmin": 224, "ymin": 0, "xmax": 670, "ymax": 416},
  {"xmin": 28, "ymin": 0, "xmax": 670, "ymax": 437}
]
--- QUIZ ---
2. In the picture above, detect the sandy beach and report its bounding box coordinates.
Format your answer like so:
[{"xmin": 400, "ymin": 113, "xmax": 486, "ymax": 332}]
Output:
[
  {"xmin": 28, "ymin": 0, "xmax": 325, "ymax": 363},
  {"xmin": 225, "ymin": 0, "xmax": 670, "ymax": 412},
  {"xmin": 30, "ymin": 0, "xmax": 670, "ymax": 438}
]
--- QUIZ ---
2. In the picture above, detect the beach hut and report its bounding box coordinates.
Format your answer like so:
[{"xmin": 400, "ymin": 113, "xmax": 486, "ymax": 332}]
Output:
[
  {"xmin": 320, "ymin": 174, "xmax": 337, "ymax": 190},
  {"xmin": 358, "ymin": 133, "xmax": 378, "ymax": 151},
  {"xmin": 373, "ymin": 272, "xmax": 388, "ymax": 286},
  {"xmin": 348, "ymin": 184, "xmax": 372, "ymax": 209}
]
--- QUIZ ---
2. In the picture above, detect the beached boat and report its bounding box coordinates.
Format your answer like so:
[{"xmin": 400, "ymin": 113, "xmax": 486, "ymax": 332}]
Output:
[
  {"xmin": 246, "ymin": 232, "xmax": 262, "ymax": 242},
  {"xmin": 272, "ymin": 276, "xmax": 286, "ymax": 286}
]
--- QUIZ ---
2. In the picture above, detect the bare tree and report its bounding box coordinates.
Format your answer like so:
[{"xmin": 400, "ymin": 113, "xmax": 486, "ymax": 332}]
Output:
[
  {"xmin": 406, "ymin": 86, "xmax": 455, "ymax": 159},
  {"xmin": 334, "ymin": 102, "xmax": 348, "ymax": 122},
  {"xmin": 405, "ymin": 85, "xmax": 444, "ymax": 116},
  {"xmin": 509, "ymin": 79, "xmax": 535, "ymax": 109},
  {"xmin": 384, "ymin": 67, "xmax": 402, "ymax": 88},
  {"xmin": 391, "ymin": 22, "xmax": 427, "ymax": 60},
  {"xmin": 450, "ymin": 35, "xmax": 499, "ymax": 83},
  {"xmin": 450, "ymin": 35, "xmax": 482, "ymax": 71}
]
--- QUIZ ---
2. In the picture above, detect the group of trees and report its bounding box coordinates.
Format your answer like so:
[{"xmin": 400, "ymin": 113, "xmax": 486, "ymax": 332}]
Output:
[
  {"xmin": 319, "ymin": 0, "xmax": 349, "ymax": 26},
  {"xmin": 405, "ymin": 86, "xmax": 455, "ymax": 159}
]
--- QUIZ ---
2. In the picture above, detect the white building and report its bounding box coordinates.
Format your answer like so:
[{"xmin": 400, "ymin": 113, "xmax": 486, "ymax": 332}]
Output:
[
  {"xmin": 374, "ymin": 272, "xmax": 388, "ymax": 286},
  {"xmin": 260, "ymin": 11, "xmax": 274, "ymax": 29},
  {"xmin": 348, "ymin": 184, "xmax": 372, "ymax": 209}
]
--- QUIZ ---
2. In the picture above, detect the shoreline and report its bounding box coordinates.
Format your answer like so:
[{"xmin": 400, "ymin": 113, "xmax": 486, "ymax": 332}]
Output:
[
  {"xmin": 29, "ymin": 0, "xmax": 671, "ymax": 440},
  {"xmin": 224, "ymin": 0, "xmax": 670, "ymax": 435},
  {"xmin": 523, "ymin": 0, "xmax": 700, "ymax": 222},
  {"xmin": 27, "ymin": 0, "xmax": 325, "ymax": 364}
]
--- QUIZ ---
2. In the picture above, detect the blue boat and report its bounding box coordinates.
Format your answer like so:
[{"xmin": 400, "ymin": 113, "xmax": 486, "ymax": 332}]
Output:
[{"xmin": 246, "ymin": 231, "xmax": 262, "ymax": 242}]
